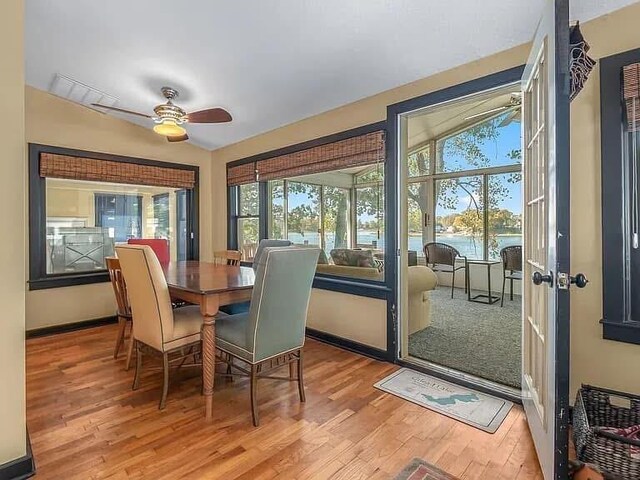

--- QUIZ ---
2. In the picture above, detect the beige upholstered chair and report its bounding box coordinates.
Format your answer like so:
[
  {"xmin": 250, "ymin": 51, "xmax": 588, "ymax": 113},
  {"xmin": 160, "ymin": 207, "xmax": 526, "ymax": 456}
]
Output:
[
  {"xmin": 115, "ymin": 244, "xmax": 204, "ymax": 409},
  {"xmin": 216, "ymin": 246, "xmax": 319, "ymax": 426},
  {"xmin": 407, "ymin": 266, "xmax": 439, "ymax": 334}
]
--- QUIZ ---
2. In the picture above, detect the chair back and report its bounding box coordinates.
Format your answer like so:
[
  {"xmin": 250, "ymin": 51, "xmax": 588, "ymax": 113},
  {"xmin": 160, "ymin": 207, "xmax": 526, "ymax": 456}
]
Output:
[
  {"xmin": 424, "ymin": 242, "xmax": 461, "ymax": 267},
  {"xmin": 106, "ymin": 257, "xmax": 131, "ymax": 318},
  {"xmin": 252, "ymin": 239, "xmax": 292, "ymax": 271},
  {"xmin": 115, "ymin": 245, "xmax": 175, "ymax": 351},
  {"xmin": 127, "ymin": 238, "xmax": 170, "ymax": 264},
  {"xmin": 246, "ymin": 247, "xmax": 319, "ymax": 362},
  {"xmin": 500, "ymin": 245, "xmax": 523, "ymax": 272},
  {"xmin": 212, "ymin": 250, "xmax": 242, "ymax": 266}
]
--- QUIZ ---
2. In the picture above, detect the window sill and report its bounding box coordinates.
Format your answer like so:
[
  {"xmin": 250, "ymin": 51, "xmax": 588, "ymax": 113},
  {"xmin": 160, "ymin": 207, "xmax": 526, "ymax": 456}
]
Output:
[
  {"xmin": 29, "ymin": 272, "xmax": 110, "ymax": 290},
  {"xmin": 601, "ymin": 319, "xmax": 640, "ymax": 346},
  {"xmin": 313, "ymin": 274, "xmax": 390, "ymax": 299}
]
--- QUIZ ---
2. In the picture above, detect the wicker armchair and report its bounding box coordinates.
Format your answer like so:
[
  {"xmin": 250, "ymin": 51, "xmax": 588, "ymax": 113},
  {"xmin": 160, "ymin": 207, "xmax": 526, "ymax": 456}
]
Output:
[
  {"xmin": 500, "ymin": 245, "xmax": 523, "ymax": 307},
  {"xmin": 423, "ymin": 242, "xmax": 467, "ymax": 298}
]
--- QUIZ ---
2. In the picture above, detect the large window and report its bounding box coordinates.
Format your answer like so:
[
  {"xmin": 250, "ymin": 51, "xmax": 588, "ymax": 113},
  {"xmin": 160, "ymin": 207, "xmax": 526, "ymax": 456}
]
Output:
[
  {"xmin": 30, "ymin": 145, "xmax": 198, "ymax": 289},
  {"xmin": 235, "ymin": 183, "xmax": 260, "ymax": 260},
  {"xmin": 407, "ymin": 107, "xmax": 522, "ymax": 260}
]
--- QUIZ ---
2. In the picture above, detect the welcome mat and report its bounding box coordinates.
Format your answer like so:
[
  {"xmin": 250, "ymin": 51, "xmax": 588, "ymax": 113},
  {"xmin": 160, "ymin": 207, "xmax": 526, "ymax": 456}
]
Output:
[
  {"xmin": 374, "ymin": 368, "xmax": 513, "ymax": 433},
  {"xmin": 395, "ymin": 458, "xmax": 460, "ymax": 480}
]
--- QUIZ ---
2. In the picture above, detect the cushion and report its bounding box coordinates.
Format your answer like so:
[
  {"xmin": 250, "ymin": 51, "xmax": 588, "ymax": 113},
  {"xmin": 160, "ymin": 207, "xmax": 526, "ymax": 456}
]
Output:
[
  {"xmin": 330, "ymin": 249, "xmax": 376, "ymax": 268},
  {"xmin": 215, "ymin": 312, "xmax": 253, "ymax": 362},
  {"xmin": 163, "ymin": 305, "xmax": 203, "ymax": 350}
]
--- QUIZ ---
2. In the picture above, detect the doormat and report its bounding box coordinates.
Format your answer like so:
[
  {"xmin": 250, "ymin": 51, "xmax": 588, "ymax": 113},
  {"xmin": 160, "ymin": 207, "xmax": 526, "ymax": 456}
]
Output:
[
  {"xmin": 394, "ymin": 458, "xmax": 460, "ymax": 480},
  {"xmin": 374, "ymin": 368, "xmax": 513, "ymax": 433}
]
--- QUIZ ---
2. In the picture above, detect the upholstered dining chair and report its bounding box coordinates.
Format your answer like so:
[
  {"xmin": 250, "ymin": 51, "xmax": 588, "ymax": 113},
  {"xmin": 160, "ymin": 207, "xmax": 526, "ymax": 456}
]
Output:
[
  {"xmin": 215, "ymin": 246, "xmax": 320, "ymax": 426},
  {"xmin": 500, "ymin": 245, "xmax": 523, "ymax": 307},
  {"xmin": 127, "ymin": 238, "xmax": 170, "ymax": 264},
  {"xmin": 251, "ymin": 239, "xmax": 292, "ymax": 270},
  {"xmin": 106, "ymin": 257, "xmax": 134, "ymax": 371},
  {"xmin": 424, "ymin": 242, "xmax": 468, "ymax": 299},
  {"xmin": 212, "ymin": 250, "xmax": 242, "ymax": 266},
  {"xmin": 115, "ymin": 244, "xmax": 204, "ymax": 409}
]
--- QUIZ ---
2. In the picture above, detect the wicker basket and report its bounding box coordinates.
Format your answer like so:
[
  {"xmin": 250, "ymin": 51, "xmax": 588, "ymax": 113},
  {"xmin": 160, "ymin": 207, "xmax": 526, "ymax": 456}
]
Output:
[{"xmin": 574, "ymin": 385, "xmax": 640, "ymax": 479}]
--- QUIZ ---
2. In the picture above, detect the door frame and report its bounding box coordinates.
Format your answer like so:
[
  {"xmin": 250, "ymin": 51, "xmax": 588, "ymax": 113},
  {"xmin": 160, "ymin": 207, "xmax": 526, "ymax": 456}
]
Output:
[{"xmin": 385, "ymin": 66, "xmax": 525, "ymax": 403}]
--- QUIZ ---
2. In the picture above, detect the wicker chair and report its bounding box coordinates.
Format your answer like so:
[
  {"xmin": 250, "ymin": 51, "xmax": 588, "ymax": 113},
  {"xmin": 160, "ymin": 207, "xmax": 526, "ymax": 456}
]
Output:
[
  {"xmin": 500, "ymin": 245, "xmax": 523, "ymax": 307},
  {"xmin": 423, "ymin": 242, "xmax": 467, "ymax": 298}
]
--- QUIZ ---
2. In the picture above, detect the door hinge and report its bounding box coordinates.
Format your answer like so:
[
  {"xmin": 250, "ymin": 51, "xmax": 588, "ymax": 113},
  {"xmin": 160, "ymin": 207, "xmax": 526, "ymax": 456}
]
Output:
[{"xmin": 557, "ymin": 272, "xmax": 570, "ymax": 290}]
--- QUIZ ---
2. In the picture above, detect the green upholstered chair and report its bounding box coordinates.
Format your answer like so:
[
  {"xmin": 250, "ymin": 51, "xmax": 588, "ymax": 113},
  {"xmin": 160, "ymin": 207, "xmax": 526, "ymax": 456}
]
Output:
[
  {"xmin": 215, "ymin": 246, "xmax": 320, "ymax": 426},
  {"xmin": 251, "ymin": 239, "xmax": 292, "ymax": 270}
]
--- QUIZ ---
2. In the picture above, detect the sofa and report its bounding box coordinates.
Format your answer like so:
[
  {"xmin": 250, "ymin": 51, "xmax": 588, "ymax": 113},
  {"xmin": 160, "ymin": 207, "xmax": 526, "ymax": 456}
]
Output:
[{"xmin": 407, "ymin": 265, "xmax": 438, "ymax": 334}]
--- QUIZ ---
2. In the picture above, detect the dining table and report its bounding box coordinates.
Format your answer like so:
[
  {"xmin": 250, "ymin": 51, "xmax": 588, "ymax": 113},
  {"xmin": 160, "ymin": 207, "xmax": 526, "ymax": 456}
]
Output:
[{"xmin": 162, "ymin": 261, "xmax": 255, "ymax": 419}]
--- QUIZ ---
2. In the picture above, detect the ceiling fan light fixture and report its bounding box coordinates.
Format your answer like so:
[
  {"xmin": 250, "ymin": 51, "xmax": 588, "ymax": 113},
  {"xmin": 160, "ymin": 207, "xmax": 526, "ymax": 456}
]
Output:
[{"xmin": 153, "ymin": 118, "xmax": 186, "ymax": 137}]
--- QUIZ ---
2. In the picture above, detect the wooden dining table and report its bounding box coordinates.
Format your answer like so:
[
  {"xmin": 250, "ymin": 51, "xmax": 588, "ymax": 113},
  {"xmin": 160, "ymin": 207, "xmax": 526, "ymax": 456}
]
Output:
[{"xmin": 162, "ymin": 261, "xmax": 255, "ymax": 419}]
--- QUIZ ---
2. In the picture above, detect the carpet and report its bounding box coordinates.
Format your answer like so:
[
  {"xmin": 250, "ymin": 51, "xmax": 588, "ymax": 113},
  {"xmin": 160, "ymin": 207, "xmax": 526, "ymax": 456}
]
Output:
[
  {"xmin": 375, "ymin": 368, "xmax": 513, "ymax": 433},
  {"xmin": 408, "ymin": 286, "xmax": 521, "ymax": 388},
  {"xmin": 395, "ymin": 458, "xmax": 460, "ymax": 480}
]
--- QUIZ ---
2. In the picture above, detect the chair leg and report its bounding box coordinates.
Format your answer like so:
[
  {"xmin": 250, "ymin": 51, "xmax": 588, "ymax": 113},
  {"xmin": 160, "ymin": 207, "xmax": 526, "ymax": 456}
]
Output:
[
  {"xmin": 297, "ymin": 351, "xmax": 306, "ymax": 403},
  {"xmin": 510, "ymin": 278, "xmax": 514, "ymax": 301},
  {"xmin": 125, "ymin": 325, "xmax": 134, "ymax": 371},
  {"xmin": 289, "ymin": 362, "xmax": 296, "ymax": 380},
  {"xmin": 132, "ymin": 341, "xmax": 142, "ymax": 390},
  {"xmin": 226, "ymin": 354, "xmax": 234, "ymax": 383},
  {"xmin": 159, "ymin": 352, "xmax": 169, "ymax": 410},
  {"xmin": 113, "ymin": 316, "xmax": 126, "ymax": 359},
  {"xmin": 501, "ymin": 275, "xmax": 506, "ymax": 307},
  {"xmin": 451, "ymin": 270, "xmax": 455, "ymax": 299},
  {"xmin": 250, "ymin": 364, "xmax": 259, "ymax": 427}
]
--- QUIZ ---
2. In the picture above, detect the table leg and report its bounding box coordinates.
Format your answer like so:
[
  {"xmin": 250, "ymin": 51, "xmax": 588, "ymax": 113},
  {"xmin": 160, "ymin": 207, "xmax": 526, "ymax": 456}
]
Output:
[{"xmin": 200, "ymin": 296, "xmax": 219, "ymax": 420}]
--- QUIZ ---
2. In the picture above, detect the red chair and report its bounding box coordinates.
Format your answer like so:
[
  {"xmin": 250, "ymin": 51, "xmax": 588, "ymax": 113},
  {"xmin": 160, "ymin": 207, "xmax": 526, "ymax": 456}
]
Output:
[{"xmin": 127, "ymin": 239, "xmax": 170, "ymax": 264}]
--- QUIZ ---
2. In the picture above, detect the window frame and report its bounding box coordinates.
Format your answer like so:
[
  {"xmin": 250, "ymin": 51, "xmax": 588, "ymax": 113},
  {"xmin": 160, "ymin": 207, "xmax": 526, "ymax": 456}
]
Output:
[
  {"xmin": 29, "ymin": 143, "xmax": 200, "ymax": 290},
  {"xmin": 600, "ymin": 47, "xmax": 640, "ymax": 345}
]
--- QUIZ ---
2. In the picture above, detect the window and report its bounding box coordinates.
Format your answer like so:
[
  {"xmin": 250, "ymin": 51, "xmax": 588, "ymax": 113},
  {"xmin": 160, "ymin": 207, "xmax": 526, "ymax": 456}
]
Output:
[
  {"xmin": 235, "ymin": 183, "xmax": 260, "ymax": 260},
  {"xmin": 286, "ymin": 182, "xmax": 321, "ymax": 247},
  {"xmin": 600, "ymin": 48, "xmax": 640, "ymax": 345},
  {"xmin": 30, "ymin": 145, "xmax": 198, "ymax": 289},
  {"xmin": 407, "ymin": 106, "xmax": 522, "ymax": 261}
]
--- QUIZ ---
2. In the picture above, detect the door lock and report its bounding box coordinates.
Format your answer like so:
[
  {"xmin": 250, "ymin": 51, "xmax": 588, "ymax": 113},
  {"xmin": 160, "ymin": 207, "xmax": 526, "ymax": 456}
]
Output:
[{"xmin": 557, "ymin": 272, "xmax": 589, "ymax": 290}]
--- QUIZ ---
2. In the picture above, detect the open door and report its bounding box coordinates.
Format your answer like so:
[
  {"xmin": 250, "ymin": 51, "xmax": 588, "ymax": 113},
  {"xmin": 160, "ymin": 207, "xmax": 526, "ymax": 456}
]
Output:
[{"xmin": 521, "ymin": 0, "xmax": 586, "ymax": 478}]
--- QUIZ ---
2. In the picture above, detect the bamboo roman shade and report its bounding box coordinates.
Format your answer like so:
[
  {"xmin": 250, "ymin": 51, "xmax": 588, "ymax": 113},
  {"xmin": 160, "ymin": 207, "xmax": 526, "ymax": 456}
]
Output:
[
  {"xmin": 227, "ymin": 162, "xmax": 257, "ymax": 187},
  {"xmin": 39, "ymin": 153, "xmax": 196, "ymax": 189},
  {"xmin": 623, "ymin": 63, "xmax": 640, "ymax": 131},
  {"xmin": 226, "ymin": 130, "xmax": 385, "ymax": 186}
]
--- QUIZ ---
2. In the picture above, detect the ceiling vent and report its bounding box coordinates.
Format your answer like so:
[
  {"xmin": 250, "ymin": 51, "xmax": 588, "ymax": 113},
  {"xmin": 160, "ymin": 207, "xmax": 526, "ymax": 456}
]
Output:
[{"xmin": 48, "ymin": 73, "xmax": 118, "ymax": 111}]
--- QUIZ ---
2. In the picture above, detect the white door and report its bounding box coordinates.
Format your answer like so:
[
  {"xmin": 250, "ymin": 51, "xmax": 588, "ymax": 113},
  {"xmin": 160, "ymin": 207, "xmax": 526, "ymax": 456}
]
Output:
[{"xmin": 521, "ymin": 1, "xmax": 587, "ymax": 478}]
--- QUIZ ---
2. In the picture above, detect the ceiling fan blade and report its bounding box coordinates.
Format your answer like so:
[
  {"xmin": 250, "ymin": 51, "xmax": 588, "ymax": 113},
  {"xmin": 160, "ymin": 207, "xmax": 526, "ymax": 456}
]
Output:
[
  {"xmin": 464, "ymin": 105, "xmax": 509, "ymax": 121},
  {"xmin": 167, "ymin": 133, "xmax": 189, "ymax": 143},
  {"xmin": 92, "ymin": 103, "xmax": 152, "ymax": 119},
  {"xmin": 187, "ymin": 108, "xmax": 232, "ymax": 123}
]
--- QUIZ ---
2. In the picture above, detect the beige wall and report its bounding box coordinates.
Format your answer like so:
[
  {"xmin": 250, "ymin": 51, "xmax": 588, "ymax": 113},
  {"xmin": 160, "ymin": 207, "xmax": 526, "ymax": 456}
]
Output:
[
  {"xmin": 1, "ymin": 0, "xmax": 26, "ymax": 466},
  {"xmin": 568, "ymin": 7, "xmax": 640, "ymax": 397},
  {"xmin": 26, "ymin": 87, "xmax": 214, "ymax": 329},
  {"xmin": 211, "ymin": 3, "xmax": 640, "ymax": 398}
]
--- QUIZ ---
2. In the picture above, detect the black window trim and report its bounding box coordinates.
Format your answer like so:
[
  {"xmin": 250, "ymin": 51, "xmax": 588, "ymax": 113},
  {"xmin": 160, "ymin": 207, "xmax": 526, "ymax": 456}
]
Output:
[
  {"xmin": 600, "ymin": 47, "xmax": 640, "ymax": 345},
  {"xmin": 28, "ymin": 143, "xmax": 200, "ymax": 290}
]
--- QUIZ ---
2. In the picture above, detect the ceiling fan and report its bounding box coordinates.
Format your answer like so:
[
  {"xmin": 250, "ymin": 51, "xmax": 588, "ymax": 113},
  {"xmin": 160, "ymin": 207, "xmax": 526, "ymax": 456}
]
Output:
[
  {"xmin": 92, "ymin": 87, "xmax": 232, "ymax": 142},
  {"xmin": 464, "ymin": 92, "xmax": 522, "ymax": 127}
]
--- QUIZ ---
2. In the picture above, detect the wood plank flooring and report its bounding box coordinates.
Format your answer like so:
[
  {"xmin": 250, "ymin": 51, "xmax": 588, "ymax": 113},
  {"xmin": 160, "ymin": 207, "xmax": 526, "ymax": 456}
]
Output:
[{"xmin": 26, "ymin": 324, "xmax": 542, "ymax": 479}]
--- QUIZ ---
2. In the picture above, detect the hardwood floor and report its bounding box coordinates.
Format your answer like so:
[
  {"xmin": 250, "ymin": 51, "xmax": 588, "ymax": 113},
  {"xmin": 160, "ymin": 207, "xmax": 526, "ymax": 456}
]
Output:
[{"xmin": 26, "ymin": 324, "xmax": 542, "ymax": 479}]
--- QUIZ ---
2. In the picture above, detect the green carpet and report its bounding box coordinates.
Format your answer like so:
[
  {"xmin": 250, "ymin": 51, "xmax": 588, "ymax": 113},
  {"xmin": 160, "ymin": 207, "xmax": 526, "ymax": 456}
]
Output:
[{"xmin": 408, "ymin": 286, "xmax": 521, "ymax": 389}]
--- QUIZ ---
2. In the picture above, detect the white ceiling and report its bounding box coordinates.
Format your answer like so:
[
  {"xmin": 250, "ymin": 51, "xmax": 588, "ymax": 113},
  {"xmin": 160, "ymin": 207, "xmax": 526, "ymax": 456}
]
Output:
[{"xmin": 25, "ymin": 0, "xmax": 637, "ymax": 151}]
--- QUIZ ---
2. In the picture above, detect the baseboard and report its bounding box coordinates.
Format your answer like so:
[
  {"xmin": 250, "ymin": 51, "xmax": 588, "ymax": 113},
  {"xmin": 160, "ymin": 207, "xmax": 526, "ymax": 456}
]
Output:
[
  {"xmin": 26, "ymin": 315, "xmax": 118, "ymax": 339},
  {"xmin": 0, "ymin": 432, "xmax": 35, "ymax": 480},
  {"xmin": 305, "ymin": 328, "xmax": 388, "ymax": 361}
]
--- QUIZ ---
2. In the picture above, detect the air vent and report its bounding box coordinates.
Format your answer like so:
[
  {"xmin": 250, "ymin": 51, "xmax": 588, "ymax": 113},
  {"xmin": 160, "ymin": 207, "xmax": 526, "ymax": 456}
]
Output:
[{"xmin": 48, "ymin": 74, "xmax": 118, "ymax": 111}]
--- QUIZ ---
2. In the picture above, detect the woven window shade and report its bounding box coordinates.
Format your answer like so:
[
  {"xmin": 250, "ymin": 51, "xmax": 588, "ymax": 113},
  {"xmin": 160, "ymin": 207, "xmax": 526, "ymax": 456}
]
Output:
[
  {"xmin": 252, "ymin": 130, "xmax": 385, "ymax": 183},
  {"xmin": 227, "ymin": 162, "xmax": 257, "ymax": 186},
  {"xmin": 39, "ymin": 153, "xmax": 196, "ymax": 189},
  {"xmin": 623, "ymin": 63, "xmax": 640, "ymax": 131}
]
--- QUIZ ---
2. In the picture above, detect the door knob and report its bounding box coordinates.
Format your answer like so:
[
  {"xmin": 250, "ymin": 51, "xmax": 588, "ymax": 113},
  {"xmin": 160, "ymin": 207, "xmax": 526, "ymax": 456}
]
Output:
[
  {"xmin": 532, "ymin": 271, "xmax": 553, "ymax": 286},
  {"xmin": 570, "ymin": 273, "xmax": 588, "ymax": 288}
]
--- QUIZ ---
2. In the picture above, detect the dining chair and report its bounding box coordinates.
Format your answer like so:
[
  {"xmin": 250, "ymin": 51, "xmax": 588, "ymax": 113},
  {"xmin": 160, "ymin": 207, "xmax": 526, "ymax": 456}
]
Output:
[
  {"xmin": 115, "ymin": 244, "xmax": 203, "ymax": 409},
  {"xmin": 127, "ymin": 238, "xmax": 170, "ymax": 264},
  {"xmin": 500, "ymin": 245, "xmax": 523, "ymax": 307},
  {"xmin": 424, "ymin": 242, "xmax": 468, "ymax": 298},
  {"xmin": 106, "ymin": 257, "xmax": 134, "ymax": 371},
  {"xmin": 252, "ymin": 239, "xmax": 292, "ymax": 271},
  {"xmin": 212, "ymin": 250, "xmax": 242, "ymax": 266},
  {"xmin": 215, "ymin": 246, "xmax": 320, "ymax": 426}
]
